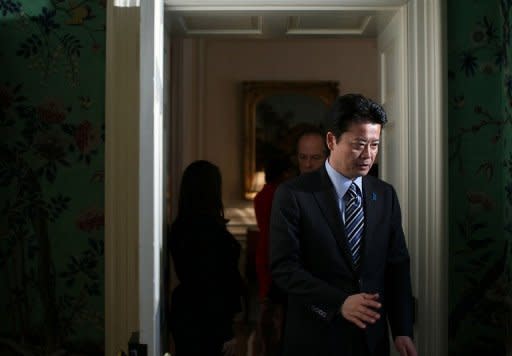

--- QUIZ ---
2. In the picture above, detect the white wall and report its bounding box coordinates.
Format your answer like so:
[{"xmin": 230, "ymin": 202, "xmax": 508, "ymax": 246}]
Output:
[{"xmin": 171, "ymin": 37, "xmax": 378, "ymax": 222}]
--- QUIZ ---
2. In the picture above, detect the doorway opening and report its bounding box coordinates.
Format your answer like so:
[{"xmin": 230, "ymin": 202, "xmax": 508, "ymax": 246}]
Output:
[
  {"xmin": 104, "ymin": 1, "xmax": 446, "ymax": 355},
  {"xmin": 165, "ymin": 7, "xmax": 409, "ymax": 356}
]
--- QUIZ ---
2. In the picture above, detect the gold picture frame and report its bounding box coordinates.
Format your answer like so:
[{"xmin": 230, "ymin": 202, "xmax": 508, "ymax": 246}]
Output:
[{"xmin": 242, "ymin": 81, "xmax": 339, "ymax": 200}]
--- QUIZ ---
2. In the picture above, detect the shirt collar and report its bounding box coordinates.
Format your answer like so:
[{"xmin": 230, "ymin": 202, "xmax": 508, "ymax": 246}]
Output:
[{"xmin": 325, "ymin": 160, "xmax": 363, "ymax": 200}]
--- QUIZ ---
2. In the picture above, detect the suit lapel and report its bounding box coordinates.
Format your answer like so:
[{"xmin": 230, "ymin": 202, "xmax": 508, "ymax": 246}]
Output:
[
  {"xmin": 313, "ymin": 167, "xmax": 356, "ymax": 273},
  {"xmin": 362, "ymin": 176, "xmax": 378, "ymax": 268}
]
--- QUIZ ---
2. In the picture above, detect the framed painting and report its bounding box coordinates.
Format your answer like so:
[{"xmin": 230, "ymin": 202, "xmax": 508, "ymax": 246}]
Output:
[{"xmin": 242, "ymin": 81, "xmax": 339, "ymax": 199}]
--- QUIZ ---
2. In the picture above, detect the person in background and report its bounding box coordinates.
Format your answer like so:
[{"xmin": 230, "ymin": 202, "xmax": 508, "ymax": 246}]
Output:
[
  {"xmin": 254, "ymin": 156, "xmax": 293, "ymax": 302},
  {"xmin": 169, "ymin": 160, "xmax": 244, "ymax": 356},
  {"xmin": 270, "ymin": 94, "xmax": 416, "ymax": 356},
  {"xmin": 295, "ymin": 127, "xmax": 328, "ymax": 174},
  {"xmin": 252, "ymin": 156, "xmax": 293, "ymax": 356}
]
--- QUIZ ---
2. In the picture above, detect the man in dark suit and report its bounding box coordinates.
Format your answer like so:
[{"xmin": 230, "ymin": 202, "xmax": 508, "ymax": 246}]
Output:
[{"xmin": 270, "ymin": 94, "xmax": 417, "ymax": 356}]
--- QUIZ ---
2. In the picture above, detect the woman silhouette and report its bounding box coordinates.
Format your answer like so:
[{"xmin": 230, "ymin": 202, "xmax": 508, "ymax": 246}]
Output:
[{"xmin": 169, "ymin": 160, "xmax": 244, "ymax": 356}]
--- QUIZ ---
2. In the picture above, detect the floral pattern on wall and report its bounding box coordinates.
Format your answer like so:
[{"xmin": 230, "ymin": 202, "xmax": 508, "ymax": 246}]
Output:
[
  {"xmin": 0, "ymin": 0, "xmax": 105, "ymax": 354},
  {"xmin": 448, "ymin": 0, "xmax": 512, "ymax": 354}
]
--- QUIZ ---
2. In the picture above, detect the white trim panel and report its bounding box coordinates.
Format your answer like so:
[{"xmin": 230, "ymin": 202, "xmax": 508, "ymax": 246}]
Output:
[
  {"xmin": 139, "ymin": 0, "xmax": 165, "ymax": 354},
  {"xmin": 105, "ymin": 4, "xmax": 140, "ymax": 356},
  {"xmin": 406, "ymin": 0, "xmax": 447, "ymax": 355},
  {"xmin": 286, "ymin": 15, "xmax": 371, "ymax": 35},
  {"xmin": 166, "ymin": 0, "xmax": 407, "ymax": 11}
]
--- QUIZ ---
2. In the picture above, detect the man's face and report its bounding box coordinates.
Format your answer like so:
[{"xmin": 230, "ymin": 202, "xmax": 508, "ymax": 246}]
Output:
[
  {"xmin": 297, "ymin": 134, "xmax": 326, "ymax": 174},
  {"xmin": 327, "ymin": 122, "xmax": 381, "ymax": 179}
]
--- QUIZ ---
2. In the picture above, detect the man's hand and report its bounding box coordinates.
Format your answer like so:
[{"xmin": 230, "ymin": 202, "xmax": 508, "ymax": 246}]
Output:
[
  {"xmin": 394, "ymin": 336, "xmax": 417, "ymax": 356},
  {"xmin": 340, "ymin": 293, "xmax": 381, "ymax": 328}
]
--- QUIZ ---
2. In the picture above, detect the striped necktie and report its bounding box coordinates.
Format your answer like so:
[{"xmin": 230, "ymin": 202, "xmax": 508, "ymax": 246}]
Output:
[{"xmin": 344, "ymin": 182, "xmax": 364, "ymax": 267}]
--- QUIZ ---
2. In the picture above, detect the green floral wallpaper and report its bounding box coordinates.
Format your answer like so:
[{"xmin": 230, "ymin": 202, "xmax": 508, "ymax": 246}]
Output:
[
  {"xmin": 0, "ymin": 0, "xmax": 105, "ymax": 354},
  {"xmin": 448, "ymin": 0, "xmax": 512, "ymax": 354}
]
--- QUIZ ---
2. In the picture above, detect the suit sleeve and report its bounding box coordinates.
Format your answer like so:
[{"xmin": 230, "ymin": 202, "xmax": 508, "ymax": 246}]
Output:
[
  {"xmin": 270, "ymin": 184, "xmax": 349, "ymax": 320},
  {"xmin": 385, "ymin": 186, "xmax": 414, "ymax": 339}
]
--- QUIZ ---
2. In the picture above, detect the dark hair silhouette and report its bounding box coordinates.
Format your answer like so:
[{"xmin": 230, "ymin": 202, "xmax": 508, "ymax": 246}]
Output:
[
  {"xmin": 327, "ymin": 94, "xmax": 387, "ymax": 141},
  {"xmin": 177, "ymin": 160, "xmax": 225, "ymax": 223},
  {"xmin": 295, "ymin": 125, "xmax": 328, "ymax": 157},
  {"xmin": 296, "ymin": 125, "xmax": 324, "ymax": 145},
  {"xmin": 264, "ymin": 156, "xmax": 292, "ymax": 184}
]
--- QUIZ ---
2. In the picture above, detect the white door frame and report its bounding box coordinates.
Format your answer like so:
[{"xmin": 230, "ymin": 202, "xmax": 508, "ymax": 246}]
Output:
[
  {"xmin": 105, "ymin": 1, "xmax": 447, "ymax": 355},
  {"xmin": 139, "ymin": 0, "xmax": 165, "ymax": 355},
  {"xmin": 105, "ymin": 0, "xmax": 165, "ymax": 355}
]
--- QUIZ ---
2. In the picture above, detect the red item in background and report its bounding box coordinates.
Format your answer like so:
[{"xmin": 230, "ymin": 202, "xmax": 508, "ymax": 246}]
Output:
[{"xmin": 253, "ymin": 182, "xmax": 279, "ymax": 302}]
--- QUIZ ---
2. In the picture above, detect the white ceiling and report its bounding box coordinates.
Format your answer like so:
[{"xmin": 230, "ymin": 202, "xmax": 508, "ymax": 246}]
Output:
[
  {"xmin": 165, "ymin": 10, "xmax": 397, "ymax": 38},
  {"xmin": 164, "ymin": 0, "xmax": 407, "ymax": 7}
]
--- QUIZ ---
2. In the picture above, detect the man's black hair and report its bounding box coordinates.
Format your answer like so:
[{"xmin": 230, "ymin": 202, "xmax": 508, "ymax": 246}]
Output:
[{"xmin": 327, "ymin": 94, "xmax": 387, "ymax": 140}]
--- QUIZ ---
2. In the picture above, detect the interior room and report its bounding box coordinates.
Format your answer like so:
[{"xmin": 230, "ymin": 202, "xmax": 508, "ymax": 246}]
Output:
[
  {"xmin": 166, "ymin": 11, "xmax": 386, "ymax": 355},
  {"xmin": 166, "ymin": 20, "xmax": 385, "ymax": 232},
  {"xmin": 1, "ymin": 1, "xmax": 511, "ymax": 356},
  {"xmin": 163, "ymin": 5, "xmax": 413, "ymax": 356}
]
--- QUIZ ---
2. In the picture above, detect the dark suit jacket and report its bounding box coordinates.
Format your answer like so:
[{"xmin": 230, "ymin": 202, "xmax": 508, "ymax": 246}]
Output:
[{"xmin": 270, "ymin": 166, "xmax": 413, "ymax": 356}]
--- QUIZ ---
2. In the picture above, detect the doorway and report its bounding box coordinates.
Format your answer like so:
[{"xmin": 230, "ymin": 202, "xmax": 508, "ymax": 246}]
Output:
[
  {"xmin": 105, "ymin": 1, "xmax": 447, "ymax": 355},
  {"xmin": 166, "ymin": 12, "xmax": 405, "ymax": 355}
]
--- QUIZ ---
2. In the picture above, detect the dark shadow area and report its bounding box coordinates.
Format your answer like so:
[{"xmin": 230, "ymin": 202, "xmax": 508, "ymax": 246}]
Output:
[{"xmin": 0, "ymin": 2, "xmax": 106, "ymax": 354}]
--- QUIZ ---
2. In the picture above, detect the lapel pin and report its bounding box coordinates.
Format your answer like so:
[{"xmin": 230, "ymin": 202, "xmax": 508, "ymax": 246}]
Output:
[{"xmin": 372, "ymin": 192, "xmax": 377, "ymax": 201}]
